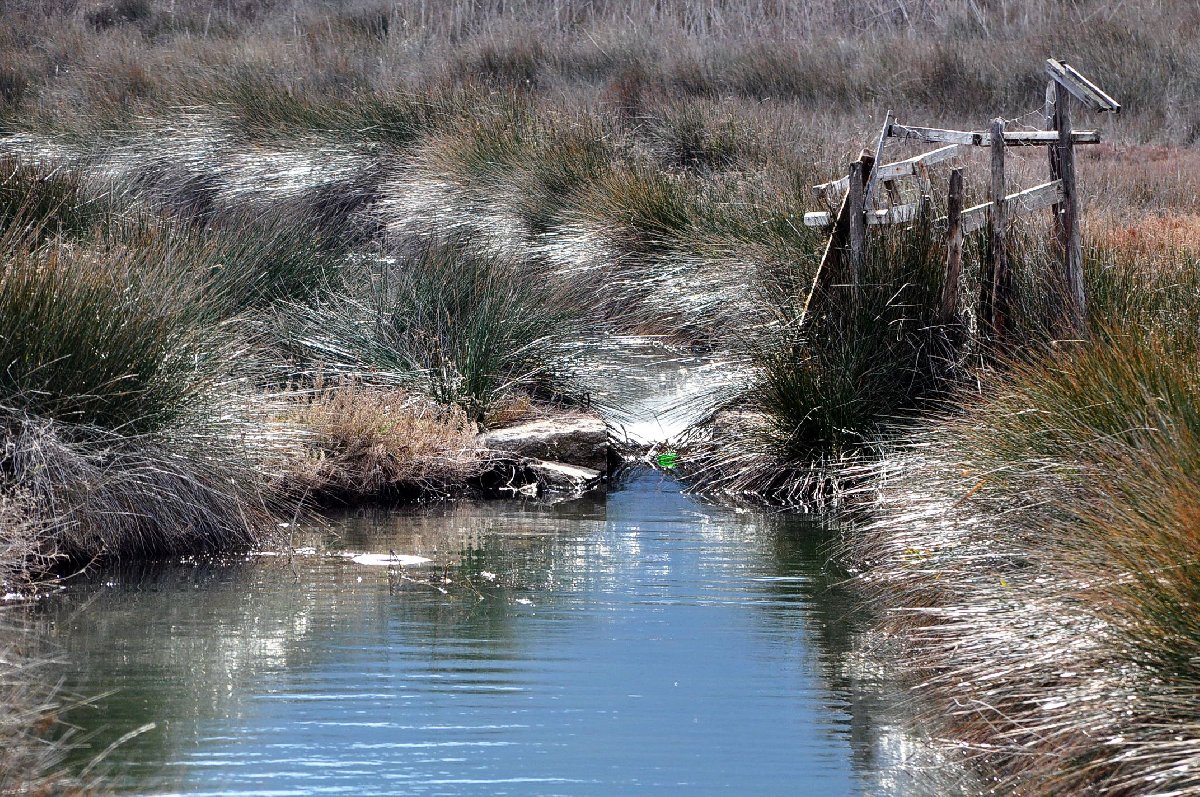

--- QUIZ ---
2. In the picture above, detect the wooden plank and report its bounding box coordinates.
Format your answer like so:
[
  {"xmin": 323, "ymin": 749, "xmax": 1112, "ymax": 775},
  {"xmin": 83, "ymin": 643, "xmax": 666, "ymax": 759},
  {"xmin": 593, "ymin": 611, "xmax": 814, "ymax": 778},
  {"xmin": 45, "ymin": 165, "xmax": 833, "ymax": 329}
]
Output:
[
  {"xmin": 813, "ymin": 144, "xmax": 964, "ymax": 199},
  {"xmin": 888, "ymin": 122, "xmax": 1098, "ymax": 146},
  {"xmin": 1001, "ymin": 130, "xmax": 1100, "ymax": 144},
  {"xmin": 955, "ymin": 181, "xmax": 1063, "ymax": 234},
  {"xmin": 889, "ymin": 123, "xmax": 983, "ymax": 145},
  {"xmin": 940, "ymin": 168, "xmax": 964, "ymax": 324},
  {"xmin": 803, "ymin": 202, "xmax": 920, "ymax": 228},
  {"xmin": 1010, "ymin": 179, "xmax": 1064, "ymax": 216},
  {"xmin": 872, "ymin": 203, "xmax": 917, "ymax": 225},
  {"xmin": 864, "ymin": 111, "xmax": 893, "ymax": 212},
  {"xmin": 1046, "ymin": 59, "xmax": 1120, "ymax": 114}
]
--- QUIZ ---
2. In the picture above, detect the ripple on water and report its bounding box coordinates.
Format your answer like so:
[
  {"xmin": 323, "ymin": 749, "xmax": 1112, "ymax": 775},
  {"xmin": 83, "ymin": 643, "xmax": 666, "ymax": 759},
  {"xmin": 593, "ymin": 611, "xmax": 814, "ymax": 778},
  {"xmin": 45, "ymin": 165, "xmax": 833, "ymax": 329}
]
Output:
[{"xmin": 44, "ymin": 470, "xmax": 953, "ymax": 795}]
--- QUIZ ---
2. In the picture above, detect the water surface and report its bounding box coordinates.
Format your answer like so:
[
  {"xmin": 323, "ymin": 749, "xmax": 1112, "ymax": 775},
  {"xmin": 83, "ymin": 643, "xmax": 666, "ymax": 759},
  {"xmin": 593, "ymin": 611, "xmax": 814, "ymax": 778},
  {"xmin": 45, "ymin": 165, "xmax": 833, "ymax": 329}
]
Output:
[{"xmin": 45, "ymin": 470, "xmax": 938, "ymax": 795}]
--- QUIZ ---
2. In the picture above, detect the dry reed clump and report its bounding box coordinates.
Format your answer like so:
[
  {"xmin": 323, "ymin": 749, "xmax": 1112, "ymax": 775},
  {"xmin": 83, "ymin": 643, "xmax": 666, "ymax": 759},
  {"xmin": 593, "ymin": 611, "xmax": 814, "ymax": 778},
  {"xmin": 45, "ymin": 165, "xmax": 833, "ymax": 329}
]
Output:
[
  {"xmin": 280, "ymin": 381, "xmax": 486, "ymax": 500},
  {"xmin": 0, "ymin": 0, "xmax": 1196, "ymax": 146},
  {"xmin": 4, "ymin": 413, "xmax": 269, "ymax": 565}
]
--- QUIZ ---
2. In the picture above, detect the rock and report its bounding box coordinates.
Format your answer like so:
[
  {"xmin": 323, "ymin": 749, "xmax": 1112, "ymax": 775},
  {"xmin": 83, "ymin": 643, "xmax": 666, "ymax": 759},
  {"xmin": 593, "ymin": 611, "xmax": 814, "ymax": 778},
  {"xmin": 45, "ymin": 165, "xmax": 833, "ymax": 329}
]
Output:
[
  {"xmin": 471, "ymin": 454, "xmax": 603, "ymax": 500},
  {"xmin": 479, "ymin": 414, "xmax": 608, "ymax": 471},
  {"xmin": 527, "ymin": 460, "xmax": 603, "ymax": 495}
]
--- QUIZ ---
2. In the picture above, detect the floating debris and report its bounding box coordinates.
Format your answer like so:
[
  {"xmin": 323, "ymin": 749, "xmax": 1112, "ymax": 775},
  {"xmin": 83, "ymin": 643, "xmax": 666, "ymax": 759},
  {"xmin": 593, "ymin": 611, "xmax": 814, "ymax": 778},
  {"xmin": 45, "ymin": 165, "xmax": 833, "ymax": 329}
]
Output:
[{"xmin": 348, "ymin": 553, "xmax": 431, "ymax": 567}]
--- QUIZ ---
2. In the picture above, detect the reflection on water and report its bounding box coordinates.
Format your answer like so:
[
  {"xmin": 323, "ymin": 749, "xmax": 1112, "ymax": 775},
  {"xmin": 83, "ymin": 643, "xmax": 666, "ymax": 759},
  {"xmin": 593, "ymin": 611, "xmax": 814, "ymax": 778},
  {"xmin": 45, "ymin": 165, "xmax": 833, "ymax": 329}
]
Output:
[{"xmin": 43, "ymin": 469, "xmax": 955, "ymax": 795}]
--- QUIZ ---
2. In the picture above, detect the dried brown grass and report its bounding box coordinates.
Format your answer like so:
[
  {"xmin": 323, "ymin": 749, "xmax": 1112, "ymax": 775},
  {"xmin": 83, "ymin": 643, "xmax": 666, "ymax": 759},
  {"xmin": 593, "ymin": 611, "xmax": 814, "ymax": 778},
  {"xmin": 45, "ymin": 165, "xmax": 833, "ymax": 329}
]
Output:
[{"xmin": 281, "ymin": 380, "xmax": 487, "ymax": 500}]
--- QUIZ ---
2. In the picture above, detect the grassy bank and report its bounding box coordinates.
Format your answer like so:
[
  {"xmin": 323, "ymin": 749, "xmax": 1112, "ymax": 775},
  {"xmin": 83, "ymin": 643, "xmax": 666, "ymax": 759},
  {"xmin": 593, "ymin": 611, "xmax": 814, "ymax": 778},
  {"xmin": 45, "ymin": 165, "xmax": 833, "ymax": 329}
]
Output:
[
  {"xmin": 1, "ymin": 0, "xmax": 1199, "ymax": 792},
  {"xmin": 847, "ymin": 223, "xmax": 1200, "ymax": 792}
]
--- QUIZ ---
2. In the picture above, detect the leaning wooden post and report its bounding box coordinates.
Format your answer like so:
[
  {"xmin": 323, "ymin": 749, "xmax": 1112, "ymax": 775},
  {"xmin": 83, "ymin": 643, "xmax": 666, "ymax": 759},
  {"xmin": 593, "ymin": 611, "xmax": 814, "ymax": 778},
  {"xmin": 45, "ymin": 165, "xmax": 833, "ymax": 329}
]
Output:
[
  {"xmin": 1053, "ymin": 80, "xmax": 1086, "ymax": 336},
  {"xmin": 847, "ymin": 158, "xmax": 866, "ymax": 309},
  {"xmin": 940, "ymin": 168, "xmax": 964, "ymax": 324},
  {"xmin": 799, "ymin": 152, "xmax": 874, "ymax": 329},
  {"xmin": 981, "ymin": 118, "xmax": 1009, "ymax": 339}
]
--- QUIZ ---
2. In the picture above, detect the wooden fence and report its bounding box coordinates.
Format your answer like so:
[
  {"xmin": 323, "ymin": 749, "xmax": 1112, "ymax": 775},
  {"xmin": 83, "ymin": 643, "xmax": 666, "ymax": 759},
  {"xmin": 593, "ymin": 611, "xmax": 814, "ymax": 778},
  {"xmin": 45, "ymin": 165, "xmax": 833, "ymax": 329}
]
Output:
[{"xmin": 800, "ymin": 59, "xmax": 1119, "ymax": 340}]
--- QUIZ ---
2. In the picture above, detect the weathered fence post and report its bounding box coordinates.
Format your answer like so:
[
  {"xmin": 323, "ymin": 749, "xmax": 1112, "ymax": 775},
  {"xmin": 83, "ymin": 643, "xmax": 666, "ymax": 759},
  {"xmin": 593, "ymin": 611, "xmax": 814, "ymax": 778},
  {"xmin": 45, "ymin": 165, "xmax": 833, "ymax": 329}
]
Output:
[
  {"xmin": 982, "ymin": 118, "xmax": 1009, "ymax": 339},
  {"xmin": 940, "ymin": 168, "xmax": 964, "ymax": 324},
  {"xmin": 847, "ymin": 158, "xmax": 866, "ymax": 309},
  {"xmin": 1052, "ymin": 80, "xmax": 1085, "ymax": 336}
]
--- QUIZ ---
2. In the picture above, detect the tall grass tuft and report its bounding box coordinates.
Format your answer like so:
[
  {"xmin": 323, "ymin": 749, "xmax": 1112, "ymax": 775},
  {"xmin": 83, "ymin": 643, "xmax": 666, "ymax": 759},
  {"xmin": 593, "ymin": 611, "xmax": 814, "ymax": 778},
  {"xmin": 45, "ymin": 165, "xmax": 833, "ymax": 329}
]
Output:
[
  {"xmin": 686, "ymin": 222, "xmax": 958, "ymax": 506},
  {"xmin": 0, "ymin": 226, "xmax": 215, "ymax": 434},
  {"xmin": 0, "ymin": 157, "xmax": 115, "ymax": 241},
  {"xmin": 284, "ymin": 235, "xmax": 581, "ymax": 424}
]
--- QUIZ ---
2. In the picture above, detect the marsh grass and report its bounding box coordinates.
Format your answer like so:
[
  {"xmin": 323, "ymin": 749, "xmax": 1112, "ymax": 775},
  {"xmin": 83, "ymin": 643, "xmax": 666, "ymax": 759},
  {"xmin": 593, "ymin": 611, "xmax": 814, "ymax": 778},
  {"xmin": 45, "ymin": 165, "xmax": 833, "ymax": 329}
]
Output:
[
  {"xmin": 205, "ymin": 74, "xmax": 448, "ymax": 148},
  {"xmin": 848, "ymin": 223, "xmax": 1200, "ymax": 792},
  {"xmin": 855, "ymin": 331, "xmax": 1200, "ymax": 794},
  {"xmin": 197, "ymin": 208, "xmax": 348, "ymax": 314},
  {"xmin": 3, "ymin": 1, "xmax": 1195, "ymax": 143},
  {"xmin": 685, "ymin": 221, "xmax": 960, "ymax": 506},
  {"xmin": 0, "ymin": 157, "xmax": 115, "ymax": 241},
  {"xmin": 0, "ymin": 194, "xmax": 341, "ymax": 436},
  {"xmin": 0, "ymin": 227, "xmax": 214, "ymax": 434},
  {"xmin": 285, "ymin": 235, "xmax": 581, "ymax": 424},
  {"xmin": 419, "ymin": 99, "xmax": 615, "ymax": 234}
]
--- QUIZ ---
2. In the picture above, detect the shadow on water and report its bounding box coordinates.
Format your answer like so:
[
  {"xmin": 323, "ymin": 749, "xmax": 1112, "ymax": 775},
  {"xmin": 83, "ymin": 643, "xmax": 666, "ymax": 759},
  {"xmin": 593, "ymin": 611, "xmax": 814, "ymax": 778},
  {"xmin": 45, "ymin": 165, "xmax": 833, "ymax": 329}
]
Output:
[{"xmin": 38, "ymin": 468, "xmax": 962, "ymax": 795}]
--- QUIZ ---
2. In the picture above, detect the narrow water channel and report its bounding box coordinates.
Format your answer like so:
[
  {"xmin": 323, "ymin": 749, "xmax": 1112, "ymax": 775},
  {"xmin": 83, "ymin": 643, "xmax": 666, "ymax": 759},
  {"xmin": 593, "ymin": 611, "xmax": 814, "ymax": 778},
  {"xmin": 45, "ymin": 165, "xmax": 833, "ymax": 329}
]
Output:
[{"xmin": 41, "ymin": 469, "xmax": 937, "ymax": 795}]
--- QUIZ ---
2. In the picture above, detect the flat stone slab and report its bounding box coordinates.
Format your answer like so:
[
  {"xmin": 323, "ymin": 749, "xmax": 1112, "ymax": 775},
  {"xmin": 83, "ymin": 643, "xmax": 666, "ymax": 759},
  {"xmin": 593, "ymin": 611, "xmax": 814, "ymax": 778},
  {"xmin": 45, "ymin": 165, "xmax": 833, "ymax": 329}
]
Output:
[
  {"xmin": 527, "ymin": 460, "xmax": 603, "ymax": 494},
  {"xmin": 479, "ymin": 414, "xmax": 608, "ymax": 471}
]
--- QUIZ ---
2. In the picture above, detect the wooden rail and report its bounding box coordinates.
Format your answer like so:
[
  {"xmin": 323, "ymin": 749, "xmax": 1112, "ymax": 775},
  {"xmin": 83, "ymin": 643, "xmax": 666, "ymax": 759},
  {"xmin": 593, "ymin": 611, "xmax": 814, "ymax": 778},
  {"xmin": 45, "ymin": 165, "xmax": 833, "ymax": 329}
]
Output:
[
  {"xmin": 955, "ymin": 180, "xmax": 1064, "ymax": 234},
  {"xmin": 804, "ymin": 181, "xmax": 1062, "ymax": 230},
  {"xmin": 1046, "ymin": 59, "xmax": 1120, "ymax": 114},
  {"xmin": 813, "ymin": 144, "xmax": 964, "ymax": 200},
  {"xmin": 887, "ymin": 124, "xmax": 1100, "ymax": 146}
]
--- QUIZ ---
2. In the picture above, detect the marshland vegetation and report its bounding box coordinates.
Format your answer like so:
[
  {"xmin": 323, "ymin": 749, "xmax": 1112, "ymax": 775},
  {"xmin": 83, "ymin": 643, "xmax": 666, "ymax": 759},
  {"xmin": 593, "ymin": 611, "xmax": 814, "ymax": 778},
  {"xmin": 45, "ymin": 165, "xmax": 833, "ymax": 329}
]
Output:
[{"xmin": 1, "ymin": 0, "xmax": 1199, "ymax": 792}]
